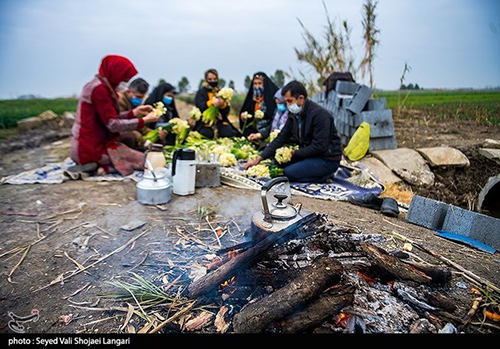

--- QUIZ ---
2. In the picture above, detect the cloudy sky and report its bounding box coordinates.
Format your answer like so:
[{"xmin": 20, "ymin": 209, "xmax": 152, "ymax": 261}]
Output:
[{"xmin": 0, "ymin": 0, "xmax": 499, "ymax": 99}]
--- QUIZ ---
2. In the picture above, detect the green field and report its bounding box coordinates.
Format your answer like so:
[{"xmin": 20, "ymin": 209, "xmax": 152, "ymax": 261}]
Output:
[
  {"xmin": 1, "ymin": 89, "xmax": 499, "ymax": 131},
  {"xmin": 374, "ymin": 89, "xmax": 500, "ymax": 125},
  {"xmin": 0, "ymin": 98, "xmax": 78, "ymax": 129}
]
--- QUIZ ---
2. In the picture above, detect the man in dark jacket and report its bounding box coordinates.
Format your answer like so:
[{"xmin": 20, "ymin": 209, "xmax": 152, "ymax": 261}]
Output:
[{"xmin": 244, "ymin": 81, "xmax": 342, "ymax": 183}]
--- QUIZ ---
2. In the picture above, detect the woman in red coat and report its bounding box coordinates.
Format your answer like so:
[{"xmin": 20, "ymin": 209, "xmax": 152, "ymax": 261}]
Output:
[{"xmin": 70, "ymin": 55, "xmax": 158, "ymax": 176}]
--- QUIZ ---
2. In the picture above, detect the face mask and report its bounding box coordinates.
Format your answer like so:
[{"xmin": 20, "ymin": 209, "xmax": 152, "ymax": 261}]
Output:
[
  {"xmin": 163, "ymin": 96, "xmax": 173, "ymax": 105},
  {"xmin": 253, "ymin": 86, "xmax": 264, "ymax": 98},
  {"xmin": 208, "ymin": 81, "xmax": 218, "ymax": 88},
  {"xmin": 288, "ymin": 103, "xmax": 302, "ymax": 114},
  {"xmin": 276, "ymin": 103, "xmax": 287, "ymax": 112},
  {"xmin": 116, "ymin": 81, "xmax": 128, "ymax": 93},
  {"xmin": 130, "ymin": 97, "xmax": 143, "ymax": 107}
]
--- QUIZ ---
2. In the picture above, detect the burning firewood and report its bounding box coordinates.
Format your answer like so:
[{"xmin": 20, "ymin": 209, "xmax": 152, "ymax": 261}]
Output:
[{"xmin": 232, "ymin": 256, "xmax": 344, "ymax": 333}]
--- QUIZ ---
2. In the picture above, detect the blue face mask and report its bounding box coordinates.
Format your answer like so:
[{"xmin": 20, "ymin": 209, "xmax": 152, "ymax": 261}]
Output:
[
  {"xmin": 163, "ymin": 96, "xmax": 173, "ymax": 105},
  {"xmin": 130, "ymin": 97, "xmax": 143, "ymax": 107},
  {"xmin": 276, "ymin": 103, "xmax": 287, "ymax": 112},
  {"xmin": 288, "ymin": 103, "xmax": 302, "ymax": 115}
]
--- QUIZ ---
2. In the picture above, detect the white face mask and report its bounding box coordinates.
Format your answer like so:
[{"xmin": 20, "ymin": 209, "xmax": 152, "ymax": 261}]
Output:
[
  {"xmin": 288, "ymin": 102, "xmax": 302, "ymax": 114},
  {"xmin": 116, "ymin": 81, "xmax": 128, "ymax": 93}
]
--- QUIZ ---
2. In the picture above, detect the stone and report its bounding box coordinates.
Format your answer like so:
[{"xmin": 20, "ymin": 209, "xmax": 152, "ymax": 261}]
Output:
[
  {"xmin": 358, "ymin": 156, "xmax": 402, "ymax": 185},
  {"xmin": 406, "ymin": 195, "xmax": 450, "ymax": 230},
  {"xmin": 195, "ymin": 162, "xmax": 221, "ymax": 188},
  {"xmin": 416, "ymin": 147, "xmax": 470, "ymax": 167},
  {"xmin": 483, "ymin": 139, "xmax": 500, "ymax": 149},
  {"xmin": 442, "ymin": 205, "xmax": 500, "ymax": 251},
  {"xmin": 17, "ymin": 110, "xmax": 60, "ymax": 131},
  {"xmin": 478, "ymin": 148, "xmax": 500, "ymax": 164},
  {"xmin": 371, "ymin": 148, "xmax": 434, "ymax": 187}
]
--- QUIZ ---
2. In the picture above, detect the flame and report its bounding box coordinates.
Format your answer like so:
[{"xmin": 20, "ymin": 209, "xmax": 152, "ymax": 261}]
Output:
[
  {"xmin": 356, "ymin": 271, "xmax": 376, "ymax": 283},
  {"xmin": 219, "ymin": 276, "xmax": 237, "ymax": 294},
  {"xmin": 335, "ymin": 312, "xmax": 350, "ymax": 328}
]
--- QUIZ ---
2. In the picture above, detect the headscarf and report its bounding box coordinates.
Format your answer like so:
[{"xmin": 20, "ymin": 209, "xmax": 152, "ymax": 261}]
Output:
[
  {"xmin": 271, "ymin": 88, "xmax": 289, "ymax": 131},
  {"xmin": 98, "ymin": 55, "xmax": 138, "ymax": 89},
  {"xmin": 144, "ymin": 82, "xmax": 179, "ymax": 121},
  {"xmin": 239, "ymin": 72, "xmax": 278, "ymax": 128}
]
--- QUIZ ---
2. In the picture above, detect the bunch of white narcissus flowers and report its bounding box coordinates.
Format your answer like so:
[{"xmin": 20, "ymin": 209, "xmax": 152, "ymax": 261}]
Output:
[
  {"xmin": 217, "ymin": 87, "xmax": 234, "ymax": 102},
  {"xmin": 275, "ymin": 146, "xmax": 294, "ymax": 164},
  {"xmin": 254, "ymin": 110, "xmax": 264, "ymax": 120},
  {"xmin": 189, "ymin": 107, "xmax": 202, "ymax": 121},
  {"xmin": 218, "ymin": 152, "xmax": 238, "ymax": 167},
  {"xmin": 153, "ymin": 101, "xmax": 167, "ymax": 117},
  {"xmin": 244, "ymin": 164, "xmax": 270, "ymax": 178},
  {"xmin": 269, "ymin": 130, "xmax": 280, "ymax": 142},
  {"xmin": 169, "ymin": 118, "xmax": 189, "ymax": 134},
  {"xmin": 241, "ymin": 111, "xmax": 252, "ymax": 120}
]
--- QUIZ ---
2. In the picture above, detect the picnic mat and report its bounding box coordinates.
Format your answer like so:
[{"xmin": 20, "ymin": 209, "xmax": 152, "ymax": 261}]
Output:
[{"xmin": 1, "ymin": 158, "xmax": 383, "ymax": 201}]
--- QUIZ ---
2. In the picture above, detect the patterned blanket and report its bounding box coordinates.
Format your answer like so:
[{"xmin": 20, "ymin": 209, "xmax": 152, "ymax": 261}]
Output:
[{"xmin": 1, "ymin": 158, "xmax": 383, "ymax": 201}]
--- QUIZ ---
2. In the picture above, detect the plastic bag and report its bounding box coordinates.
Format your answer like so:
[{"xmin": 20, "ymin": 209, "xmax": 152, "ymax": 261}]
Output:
[{"xmin": 343, "ymin": 121, "xmax": 370, "ymax": 161}]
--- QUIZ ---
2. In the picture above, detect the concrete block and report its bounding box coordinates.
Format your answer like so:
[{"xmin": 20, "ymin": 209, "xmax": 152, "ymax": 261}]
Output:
[
  {"xmin": 365, "ymin": 98, "xmax": 387, "ymax": 111},
  {"xmin": 406, "ymin": 195, "xmax": 450, "ymax": 230},
  {"xmin": 361, "ymin": 110, "xmax": 396, "ymax": 138},
  {"xmin": 442, "ymin": 205, "xmax": 500, "ymax": 251},
  {"xmin": 195, "ymin": 162, "xmax": 221, "ymax": 188},
  {"xmin": 347, "ymin": 85, "xmax": 372, "ymax": 114},
  {"xmin": 335, "ymin": 81, "xmax": 360, "ymax": 95},
  {"xmin": 368, "ymin": 136, "xmax": 398, "ymax": 151}
]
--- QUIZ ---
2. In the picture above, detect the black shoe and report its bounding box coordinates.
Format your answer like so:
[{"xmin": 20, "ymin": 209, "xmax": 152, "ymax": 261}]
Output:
[
  {"xmin": 380, "ymin": 197, "xmax": 399, "ymax": 217},
  {"xmin": 347, "ymin": 193, "xmax": 383, "ymax": 210},
  {"xmin": 65, "ymin": 163, "xmax": 98, "ymax": 180}
]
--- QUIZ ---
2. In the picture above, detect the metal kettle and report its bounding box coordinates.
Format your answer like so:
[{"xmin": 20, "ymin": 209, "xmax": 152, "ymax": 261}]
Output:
[{"xmin": 249, "ymin": 177, "xmax": 303, "ymax": 242}]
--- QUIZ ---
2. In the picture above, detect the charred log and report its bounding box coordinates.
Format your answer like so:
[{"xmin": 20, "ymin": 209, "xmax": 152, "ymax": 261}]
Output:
[
  {"xmin": 360, "ymin": 243, "xmax": 432, "ymax": 284},
  {"xmin": 278, "ymin": 283, "xmax": 355, "ymax": 334},
  {"xmin": 232, "ymin": 256, "xmax": 343, "ymax": 333}
]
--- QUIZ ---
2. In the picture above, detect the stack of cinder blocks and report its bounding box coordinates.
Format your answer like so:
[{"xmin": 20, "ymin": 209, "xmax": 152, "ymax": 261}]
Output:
[
  {"xmin": 311, "ymin": 81, "xmax": 397, "ymax": 150},
  {"xmin": 406, "ymin": 195, "xmax": 500, "ymax": 251}
]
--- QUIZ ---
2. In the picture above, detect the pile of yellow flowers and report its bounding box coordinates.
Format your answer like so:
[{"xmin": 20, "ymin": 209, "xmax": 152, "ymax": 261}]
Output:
[
  {"xmin": 275, "ymin": 146, "xmax": 294, "ymax": 164},
  {"xmin": 217, "ymin": 87, "xmax": 234, "ymax": 101},
  {"xmin": 218, "ymin": 153, "xmax": 238, "ymax": 167},
  {"xmin": 244, "ymin": 164, "xmax": 270, "ymax": 178}
]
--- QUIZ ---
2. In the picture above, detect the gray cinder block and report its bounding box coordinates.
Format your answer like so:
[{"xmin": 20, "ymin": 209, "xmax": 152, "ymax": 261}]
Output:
[
  {"xmin": 347, "ymin": 85, "xmax": 372, "ymax": 114},
  {"xmin": 365, "ymin": 98, "xmax": 387, "ymax": 111},
  {"xmin": 406, "ymin": 195, "xmax": 450, "ymax": 231},
  {"xmin": 335, "ymin": 81, "xmax": 360, "ymax": 95},
  {"xmin": 361, "ymin": 110, "xmax": 396, "ymax": 138},
  {"xmin": 442, "ymin": 205, "xmax": 500, "ymax": 250},
  {"xmin": 195, "ymin": 162, "xmax": 221, "ymax": 188},
  {"xmin": 369, "ymin": 136, "xmax": 398, "ymax": 151}
]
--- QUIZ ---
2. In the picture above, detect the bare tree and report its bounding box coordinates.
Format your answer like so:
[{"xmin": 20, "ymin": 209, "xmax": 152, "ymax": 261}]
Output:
[
  {"xmin": 293, "ymin": 1, "xmax": 357, "ymax": 94},
  {"xmin": 360, "ymin": 0, "xmax": 380, "ymax": 89}
]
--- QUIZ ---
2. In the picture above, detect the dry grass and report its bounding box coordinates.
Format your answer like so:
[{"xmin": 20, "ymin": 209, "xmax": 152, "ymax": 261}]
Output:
[{"xmin": 380, "ymin": 182, "xmax": 414, "ymax": 205}]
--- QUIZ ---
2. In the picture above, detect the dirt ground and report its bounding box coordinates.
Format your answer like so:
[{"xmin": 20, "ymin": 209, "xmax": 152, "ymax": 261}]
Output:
[{"xmin": 0, "ymin": 104, "xmax": 499, "ymax": 334}]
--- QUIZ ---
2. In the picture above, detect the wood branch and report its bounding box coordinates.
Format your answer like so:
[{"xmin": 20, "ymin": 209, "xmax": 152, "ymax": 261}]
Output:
[
  {"xmin": 187, "ymin": 213, "xmax": 324, "ymax": 298},
  {"xmin": 232, "ymin": 256, "xmax": 343, "ymax": 334},
  {"xmin": 403, "ymin": 261, "xmax": 452, "ymax": 284},
  {"xmin": 360, "ymin": 243, "xmax": 432, "ymax": 284},
  {"xmin": 278, "ymin": 283, "xmax": 355, "ymax": 333}
]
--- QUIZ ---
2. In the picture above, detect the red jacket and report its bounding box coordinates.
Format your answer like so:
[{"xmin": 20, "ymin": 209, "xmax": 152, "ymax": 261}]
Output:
[{"xmin": 70, "ymin": 56, "xmax": 145, "ymax": 165}]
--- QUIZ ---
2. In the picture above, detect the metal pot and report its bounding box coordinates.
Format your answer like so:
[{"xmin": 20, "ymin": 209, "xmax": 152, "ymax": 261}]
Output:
[
  {"xmin": 248, "ymin": 177, "xmax": 303, "ymax": 242},
  {"xmin": 136, "ymin": 163, "xmax": 172, "ymax": 205}
]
